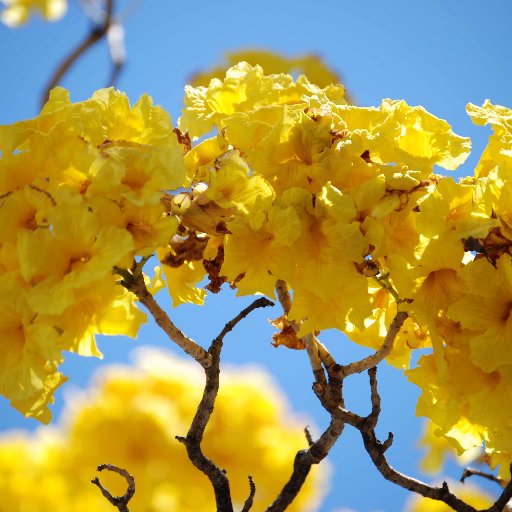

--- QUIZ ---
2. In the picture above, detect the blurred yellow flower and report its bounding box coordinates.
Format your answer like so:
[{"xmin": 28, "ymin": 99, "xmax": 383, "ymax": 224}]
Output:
[
  {"xmin": 0, "ymin": 349, "xmax": 329, "ymax": 511},
  {"xmin": 1, "ymin": 0, "xmax": 66, "ymax": 26}
]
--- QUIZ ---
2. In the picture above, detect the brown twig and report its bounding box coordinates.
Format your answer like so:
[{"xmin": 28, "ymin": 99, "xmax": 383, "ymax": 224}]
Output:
[
  {"xmin": 91, "ymin": 464, "xmax": 135, "ymax": 512},
  {"xmin": 461, "ymin": 468, "xmax": 506, "ymax": 487},
  {"xmin": 304, "ymin": 334, "xmax": 327, "ymax": 388},
  {"xmin": 265, "ymin": 414, "xmax": 345, "ymax": 512},
  {"xmin": 241, "ymin": 476, "xmax": 256, "ymax": 512},
  {"xmin": 119, "ymin": 268, "xmax": 213, "ymax": 368},
  {"xmin": 176, "ymin": 297, "xmax": 274, "ymax": 512},
  {"xmin": 40, "ymin": 0, "xmax": 118, "ymax": 108},
  {"xmin": 357, "ymin": 368, "xmax": 512, "ymax": 512},
  {"xmin": 266, "ymin": 332, "xmax": 346, "ymax": 511},
  {"xmin": 335, "ymin": 311, "xmax": 408, "ymax": 378}
]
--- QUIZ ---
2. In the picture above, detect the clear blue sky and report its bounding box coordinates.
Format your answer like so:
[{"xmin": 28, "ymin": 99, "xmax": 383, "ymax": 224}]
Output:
[{"xmin": 1, "ymin": 1, "xmax": 511, "ymax": 511}]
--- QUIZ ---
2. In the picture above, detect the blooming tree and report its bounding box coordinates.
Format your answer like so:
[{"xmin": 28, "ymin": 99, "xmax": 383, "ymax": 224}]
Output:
[{"xmin": 1, "ymin": 2, "xmax": 512, "ymax": 511}]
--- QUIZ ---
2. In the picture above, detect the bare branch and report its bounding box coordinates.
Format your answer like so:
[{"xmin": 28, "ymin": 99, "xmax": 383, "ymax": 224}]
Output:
[
  {"xmin": 304, "ymin": 333, "xmax": 327, "ymax": 388},
  {"xmin": 91, "ymin": 464, "xmax": 135, "ymax": 512},
  {"xmin": 483, "ymin": 465, "xmax": 512, "ymax": 512},
  {"xmin": 356, "ymin": 369, "xmax": 485, "ymax": 512},
  {"xmin": 120, "ymin": 269, "xmax": 212, "ymax": 368},
  {"xmin": 304, "ymin": 427, "xmax": 314, "ymax": 447},
  {"xmin": 241, "ymin": 476, "xmax": 256, "ymax": 512},
  {"xmin": 315, "ymin": 338, "xmax": 337, "ymax": 370},
  {"xmin": 177, "ymin": 297, "xmax": 273, "ymax": 512},
  {"xmin": 336, "ymin": 311, "xmax": 408, "ymax": 378},
  {"xmin": 214, "ymin": 297, "xmax": 274, "ymax": 344},
  {"xmin": 40, "ymin": 0, "xmax": 122, "ymax": 108},
  {"xmin": 461, "ymin": 468, "xmax": 506, "ymax": 487},
  {"xmin": 275, "ymin": 279, "xmax": 292, "ymax": 315},
  {"xmin": 266, "ymin": 416, "xmax": 345, "ymax": 512},
  {"xmin": 266, "ymin": 332, "xmax": 344, "ymax": 511}
]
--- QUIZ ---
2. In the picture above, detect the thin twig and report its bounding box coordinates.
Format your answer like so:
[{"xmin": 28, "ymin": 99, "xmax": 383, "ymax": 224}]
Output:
[
  {"xmin": 304, "ymin": 333, "xmax": 327, "ymax": 389},
  {"xmin": 484, "ymin": 468, "xmax": 512, "ymax": 512},
  {"xmin": 177, "ymin": 297, "xmax": 273, "ymax": 512},
  {"xmin": 266, "ymin": 333, "xmax": 344, "ymax": 511},
  {"xmin": 40, "ymin": 0, "xmax": 116, "ymax": 108},
  {"xmin": 91, "ymin": 464, "xmax": 135, "ymax": 512},
  {"xmin": 266, "ymin": 415, "xmax": 345, "ymax": 512},
  {"xmin": 315, "ymin": 338, "xmax": 337, "ymax": 370},
  {"xmin": 304, "ymin": 427, "xmax": 314, "ymax": 447},
  {"xmin": 460, "ymin": 468, "xmax": 505, "ymax": 487},
  {"xmin": 335, "ymin": 311, "xmax": 408, "ymax": 378},
  {"xmin": 213, "ymin": 297, "xmax": 274, "ymax": 344},
  {"xmin": 119, "ymin": 269, "xmax": 212, "ymax": 368},
  {"xmin": 357, "ymin": 368, "xmax": 512, "ymax": 512},
  {"xmin": 241, "ymin": 476, "xmax": 256, "ymax": 512}
]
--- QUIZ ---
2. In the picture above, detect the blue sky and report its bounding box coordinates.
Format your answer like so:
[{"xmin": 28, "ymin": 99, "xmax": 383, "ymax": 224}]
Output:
[{"xmin": 1, "ymin": 1, "xmax": 512, "ymax": 510}]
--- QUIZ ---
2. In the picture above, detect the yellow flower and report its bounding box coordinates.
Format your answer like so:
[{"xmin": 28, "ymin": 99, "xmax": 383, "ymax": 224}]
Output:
[
  {"xmin": 204, "ymin": 149, "xmax": 274, "ymax": 213},
  {"xmin": 415, "ymin": 177, "xmax": 497, "ymax": 239},
  {"xmin": 0, "ymin": 273, "xmax": 66, "ymax": 423},
  {"xmin": 18, "ymin": 201, "xmax": 134, "ymax": 315},
  {"xmin": 227, "ymin": 107, "xmax": 336, "ymax": 195},
  {"xmin": 346, "ymin": 287, "xmax": 430, "ymax": 369},
  {"xmin": 0, "ymin": 349, "xmax": 329, "ymax": 511},
  {"xmin": 467, "ymin": 100, "xmax": 512, "ymax": 179},
  {"xmin": 1, "ymin": 0, "xmax": 66, "ymax": 26},
  {"xmin": 190, "ymin": 50, "xmax": 341, "ymax": 89},
  {"xmin": 54, "ymin": 276, "xmax": 147, "ymax": 357},
  {"xmin": 337, "ymin": 99, "xmax": 471, "ymax": 174},
  {"xmin": 157, "ymin": 248, "xmax": 207, "ymax": 306},
  {"xmin": 448, "ymin": 255, "xmax": 512, "ymax": 372},
  {"xmin": 280, "ymin": 184, "xmax": 369, "ymax": 311},
  {"xmin": 221, "ymin": 202, "xmax": 301, "ymax": 297},
  {"xmin": 180, "ymin": 62, "xmax": 347, "ymax": 139},
  {"xmin": 418, "ymin": 420, "xmax": 482, "ymax": 474}
]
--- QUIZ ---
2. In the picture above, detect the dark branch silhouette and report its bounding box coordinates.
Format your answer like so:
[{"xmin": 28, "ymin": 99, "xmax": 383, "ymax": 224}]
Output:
[
  {"xmin": 176, "ymin": 297, "xmax": 273, "ymax": 512},
  {"xmin": 91, "ymin": 464, "xmax": 135, "ymax": 512},
  {"xmin": 241, "ymin": 476, "xmax": 256, "ymax": 512},
  {"xmin": 461, "ymin": 468, "xmax": 505, "ymax": 487}
]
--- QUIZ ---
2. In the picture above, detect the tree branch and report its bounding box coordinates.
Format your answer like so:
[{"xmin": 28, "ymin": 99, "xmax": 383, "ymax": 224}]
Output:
[
  {"xmin": 266, "ymin": 333, "xmax": 345, "ymax": 511},
  {"xmin": 335, "ymin": 311, "xmax": 408, "ymax": 378},
  {"xmin": 119, "ymin": 269, "xmax": 213, "ymax": 368},
  {"xmin": 91, "ymin": 464, "xmax": 135, "ymax": 512},
  {"xmin": 357, "ymin": 368, "xmax": 512, "ymax": 512},
  {"xmin": 275, "ymin": 279, "xmax": 292, "ymax": 315},
  {"xmin": 241, "ymin": 476, "xmax": 256, "ymax": 512},
  {"xmin": 484, "ymin": 467, "xmax": 512, "ymax": 512},
  {"xmin": 176, "ymin": 297, "xmax": 274, "ymax": 512},
  {"xmin": 460, "ymin": 468, "xmax": 505, "ymax": 487},
  {"xmin": 40, "ymin": 0, "xmax": 119, "ymax": 108},
  {"xmin": 266, "ymin": 415, "xmax": 345, "ymax": 512}
]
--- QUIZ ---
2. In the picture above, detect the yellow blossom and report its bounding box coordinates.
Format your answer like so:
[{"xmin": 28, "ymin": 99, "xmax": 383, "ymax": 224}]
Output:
[
  {"xmin": 0, "ymin": 272, "xmax": 66, "ymax": 423},
  {"xmin": 190, "ymin": 50, "xmax": 340, "ymax": 89},
  {"xmin": 0, "ymin": 349, "xmax": 329, "ymax": 511},
  {"xmin": 221, "ymin": 202, "xmax": 301, "ymax": 297},
  {"xmin": 1, "ymin": 0, "xmax": 66, "ymax": 26},
  {"xmin": 157, "ymin": 247, "xmax": 207, "ymax": 306}
]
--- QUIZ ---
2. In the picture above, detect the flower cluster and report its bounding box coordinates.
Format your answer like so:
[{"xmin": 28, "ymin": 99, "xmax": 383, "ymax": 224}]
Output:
[
  {"xmin": 0, "ymin": 349, "xmax": 326, "ymax": 511},
  {"xmin": 171, "ymin": 63, "xmax": 512, "ymax": 476},
  {"xmin": 1, "ymin": 60, "xmax": 512, "ymax": 481},
  {"xmin": 0, "ymin": 87, "xmax": 186, "ymax": 421}
]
